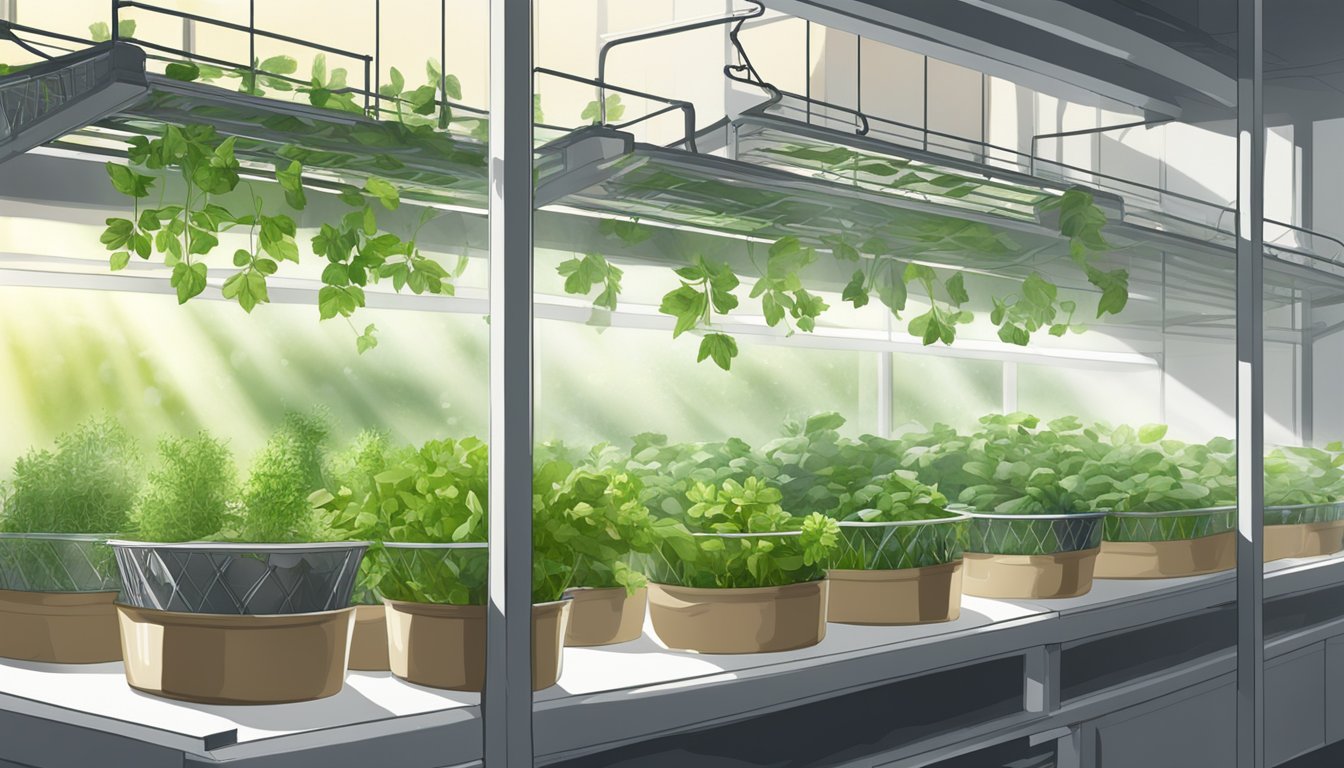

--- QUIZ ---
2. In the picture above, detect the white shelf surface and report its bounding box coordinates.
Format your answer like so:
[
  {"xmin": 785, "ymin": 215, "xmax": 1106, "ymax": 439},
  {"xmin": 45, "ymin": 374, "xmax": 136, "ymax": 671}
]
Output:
[{"xmin": 0, "ymin": 552, "xmax": 1341, "ymax": 765}]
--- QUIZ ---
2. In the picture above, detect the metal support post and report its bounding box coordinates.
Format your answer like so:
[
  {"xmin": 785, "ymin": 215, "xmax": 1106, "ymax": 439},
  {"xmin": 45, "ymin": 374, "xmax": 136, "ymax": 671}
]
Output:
[
  {"xmin": 1235, "ymin": 0, "xmax": 1265, "ymax": 766},
  {"xmin": 484, "ymin": 0, "xmax": 535, "ymax": 766}
]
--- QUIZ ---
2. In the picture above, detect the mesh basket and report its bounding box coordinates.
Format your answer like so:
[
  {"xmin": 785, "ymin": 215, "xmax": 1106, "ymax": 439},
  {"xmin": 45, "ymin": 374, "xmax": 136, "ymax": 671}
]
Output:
[
  {"xmin": 378, "ymin": 542, "xmax": 488, "ymax": 606},
  {"xmin": 111, "ymin": 541, "xmax": 367, "ymax": 615},
  {"xmin": 964, "ymin": 512, "xmax": 1106, "ymax": 556},
  {"xmin": 830, "ymin": 512, "xmax": 969, "ymax": 571},
  {"xmin": 1266, "ymin": 502, "xmax": 1344, "ymax": 527},
  {"xmin": 1104, "ymin": 506, "xmax": 1236, "ymax": 543},
  {"xmin": 642, "ymin": 530, "xmax": 828, "ymax": 589},
  {"xmin": 0, "ymin": 533, "xmax": 122, "ymax": 592}
]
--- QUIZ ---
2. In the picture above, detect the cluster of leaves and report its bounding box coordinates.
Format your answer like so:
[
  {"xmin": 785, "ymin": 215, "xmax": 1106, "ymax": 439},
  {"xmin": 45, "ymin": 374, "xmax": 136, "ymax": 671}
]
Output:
[
  {"xmin": 532, "ymin": 453, "xmax": 659, "ymax": 602},
  {"xmin": 133, "ymin": 432, "xmax": 238, "ymax": 543},
  {"xmin": 225, "ymin": 412, "xmax": 332, "ymax": 543},
  {"xmin": 643, "ymin": 477, "xmax": 839, "ymax": 589},
  {"xmin": 102, "ymin": 119, "xmax": 462, "ymax": 352},
  {"xmin": 315, "ymin": 435, "xmax": 488, "ymax": 604},
  {"xmin": 556, "ymin": 175, "xmax": 1122, "ymax": 372},
  {"xmin": 0, "ymin": 419, "xmax": 141, "ymax": 534},
  {"xmin": 1264, "ymin": 443, "xmax": 1344, "ymax": 506}
]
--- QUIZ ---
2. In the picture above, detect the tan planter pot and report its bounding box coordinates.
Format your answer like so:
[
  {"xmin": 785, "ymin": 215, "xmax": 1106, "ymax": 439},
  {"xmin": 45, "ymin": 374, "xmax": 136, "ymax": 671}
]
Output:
[
  {"xmin": 348, "ymin": 603, "xmax": 390, "ymax": 671},
  {"xmin": 647, "ymin": 580, "xmax": 827, "ymax": 654},
  {"xmin": 1265, "ymin": 520, "xmax": 1344, "ymax": 562},
  {"xmin": 385, "ymin": 599, "xmax": 570, "ymax": 691},
  {"xmin": 563, "ymin": 586, "xmax": 646, "ymax": 646},
  {"xmin": 0, "ymin": 589, "xmax": 121, "ymax": 663},
  {"xmin": 826, "ymin": 561, "xmax": 962, "ymax": 625},
  {"xmin": 962, "ymin": 549, "xmax": 1098, "ymax": 599},
  {"xmin": 1094, "ymin": 532, "xmax": 1236, "ymax": 579},
  {"xmin": 117, "ymin": 605, "xmax": 355, "ymax": 705}
]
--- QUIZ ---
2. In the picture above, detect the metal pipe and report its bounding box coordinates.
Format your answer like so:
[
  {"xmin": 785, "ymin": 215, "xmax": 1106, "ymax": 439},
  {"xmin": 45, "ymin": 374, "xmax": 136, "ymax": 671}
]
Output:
[
  {"xmin": 116, "ymin": 2, "xmax": 371, "ymax": 61},
  {"xmin": 535, "ymin": 67, "xmax": 698, "ymax": 152},
  {"xmin": 596, "ymin": 0, "xmax": 763, "ymax": 124}
]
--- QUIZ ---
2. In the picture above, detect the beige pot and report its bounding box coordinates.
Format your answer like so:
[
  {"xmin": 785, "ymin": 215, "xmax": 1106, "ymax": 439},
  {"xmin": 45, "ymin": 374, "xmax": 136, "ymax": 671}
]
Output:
[
  {"xmin": 563, "ymin": 586, "xmax": 646, "ymax": 646},
  {"xmin": 0, "ymin": 589, "xmax": 121, "ymax": 663},
  {"xmin": 117, "ymin": 605, "xmax": 355, "ymax": 705},
  {"xmin": 826, "ymin": 561, "xmax": 962, "ymax": 625},
  {"xmin": 348, "ymin": 603, "xmax": 390, "ymax": 671},
  {"xmin": 1265, "ymin": 520, "xmax": 1344, "ymax": 562},
  {"xmin": 647, "ymin": 580, "xmax": 827, "ymax": 654},
  {"xmin": 385, "ymin": 599, "xmax": 570, "ymax": 691},
  {"xmin": 1094, "ymin": 532, "xmax": 1236, "ymax": 579},
  {"xmin": 962, "ymin": 548, "xmax": 1098, "ymax": 599}
]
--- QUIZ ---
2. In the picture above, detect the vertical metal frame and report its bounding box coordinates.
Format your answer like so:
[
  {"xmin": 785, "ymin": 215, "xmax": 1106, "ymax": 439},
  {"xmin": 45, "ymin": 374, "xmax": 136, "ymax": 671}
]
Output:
[
  {"xmin": 485, "ymin": 0, "xmax": 535, "ymax": 766},
  {"xmin": 1235, "ymin": 0, "xmax": 1265, "ymax": 766}
]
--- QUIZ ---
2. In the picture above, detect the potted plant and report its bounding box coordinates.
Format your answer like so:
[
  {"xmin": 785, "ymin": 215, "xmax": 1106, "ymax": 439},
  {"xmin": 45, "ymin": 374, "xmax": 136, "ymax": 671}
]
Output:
[
  {"xmin": 1263, "ymin": 444, "xmax": 1344, "ymax": 561},
  {"xmin": 1090, "ymin": 429, "xmax": 1238, "ymax": 578},
  {"xmin": 111, "ymin": 416, "xmax": 367, "ymax": 705},
  {"xmin": 935, "ymin": 414, "xmax": 1107, "ymax": 599},
  {"xmin": 535, "ymin": 451, "xmax": 655, "ymax": 647},
  {"xmin": 0, "ymin": 419, "xmax": 140, "ymax": 663},
  {"xmin": 312, "ymin": 431, "xmax": 407, "ymax": 671},
  {"xmin": 825, "ymin": 471, "xmax": 969, "ymax": 624},
  {"xmin": 643, "ymin": 477, "xmax": 839, "ymax": 654},
  {"xmin": 374, "ymin": 437, "xmax": 591, "ymax": 691}
]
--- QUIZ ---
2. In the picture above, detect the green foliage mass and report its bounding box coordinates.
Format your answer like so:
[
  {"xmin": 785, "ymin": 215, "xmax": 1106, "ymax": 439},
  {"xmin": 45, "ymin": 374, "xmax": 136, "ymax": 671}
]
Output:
[
  {"xmin": 1, "ymin": 419, "xmax": 140, "ymax": 534},
  {"xmin": 133, "ymin": 432, "xmax": 237, "ymax": 542},
  {"xmin": 228, "ymin": 412, "xmax": 331, "ymax": 543}
]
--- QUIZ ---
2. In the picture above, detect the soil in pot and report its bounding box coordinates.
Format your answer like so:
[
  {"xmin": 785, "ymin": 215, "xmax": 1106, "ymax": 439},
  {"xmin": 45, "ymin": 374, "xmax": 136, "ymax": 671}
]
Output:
[
  {"xmin": 116, "ymin": 604, "xmax": 356, "ymax": 705},
  {"xmin": 962, "ymin": 549, "xmax": 1098, "ymax": 599},
  {"xmin": 563, "ymin": 586, "xmax": 646, "ymax": 647},
  {"xmin": 0, "ymin": 589, "xmax": 122, "ymax": 663},
  {"xmin": 348, "ymin": 603, "xmax": 390, "ymax": 671},
  {"xmin": 826, "ymin": 561, "xmax": 961, "ymax": 625},
  {"xmin": 385, "ymin": 599, "xmax": 570, "ymax": 691},
  {"xmin": 1094, "ymin": 533, "xmax": 1236, "ymax": 579},
  {"xmin": 647, "ymin": 580, "xmax": 827, "ymax": 653},
  {"xmin": 1264, "ymin": 521, "xmax": 1344, "ymax": 562}
]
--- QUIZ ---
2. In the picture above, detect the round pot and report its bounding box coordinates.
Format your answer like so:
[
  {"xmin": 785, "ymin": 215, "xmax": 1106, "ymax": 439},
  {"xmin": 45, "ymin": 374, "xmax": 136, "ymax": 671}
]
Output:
[
  {"xmin": 0, "ymin": 533, "xmax": 124, "ymax": 663},
  {"xmin": 563, "ymin": 586, "xmax": 647, "ymax": 646},
  {"xmin": 0, "ymin": 589, "xmax": 121, "ymax": 663},
  {"xmin": 1265, "ymin": 503, "xmax": 1344, "ymax": 561},
  {"xmin": 961, "ymin": 510, "xmax": 1105, "ymax": 599},
  {"xmin": 385, "ymin": 599, "xmax": 571, "ymax": 691},
  {"xmin": 1096, "ymin": 506, "xmax": 1236, "ymax": 579},
  {"xmin": 647, "ymin": 580, "xmax": 827, "ymax": 654},
  {"xmin": 963, "ymin": 549, "xmax": 1098, "ymax": 599},
  {"xmin": 1096, "ymin": 534, "xmax": 1236, "ymax": 579},
  {"xmin": 827, "ymin": 561, "xmax": 962, "ymax": 625},
  {"xmin": 825, "ymin": 513, "xmax": 968, "ymax": 625},
  {"xmin": 110, "ymin": 541, "xmax": 369, "ymax": 614},
  {"xmin": 348, "ymin": 603, "xmax": 390, "ymax": 671},
  {"xmin": 117, "ymin": 604, "xmax": 355, "ymax": 705},
  {"xmin": 109, "ymin": 540, "xmax": 367, "ymax": 705}
]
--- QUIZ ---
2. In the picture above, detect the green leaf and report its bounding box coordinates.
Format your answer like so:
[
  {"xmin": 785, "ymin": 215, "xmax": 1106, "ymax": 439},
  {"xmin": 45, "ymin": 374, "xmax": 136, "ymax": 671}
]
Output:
[
  {"xmin": 357, "ymin": 324, "xmax": 379, "ymax": 354},
  {"xmin": 106, "ymin": 163, "xmax": 153, "ymax": 198},
  {"xmin": 1138, "ymin": 424, "xmax": 1169, "ymax": 444},
  {"xmin": 88, "ymin": 22, "xmax": 111, "ymax": 42},
  {"xmin": 945, "ymin": 272, "xmax": 969, "ymax": 305},
  {"xmin": 275, "ymin": 160, "xmax": 307, "ymax": 210},
  {"xmin": 101, "ymin": 217, "xmax": 135, "ymax": 250},
  {"xmin": 170, "ymin": 262, "xmax": 208, "ymax": 304},
  {"xmin": 364, "ymin": 177, "xmax": 400, "ymax": 210},
  {"xmin": 1087, "ymin": 266, "xmax": 1130, "ymax": 317},
  {"xmin": 260, "ymin": 55, "xmax": 298, "ymax": 75},
  {"xmin": 842, "ymin": 270, "xmax": 869, "ymax": 308},
  {"xmin": 164, "ymin": 62, "xmax": 201, "ymax": 82},
  {"xmin": 109, "ymin": 251, "xmax": 130, "ymax": 271},
  {"xmin": 697, "ymin": 333, "xmax": 738, "ymax": 371}
]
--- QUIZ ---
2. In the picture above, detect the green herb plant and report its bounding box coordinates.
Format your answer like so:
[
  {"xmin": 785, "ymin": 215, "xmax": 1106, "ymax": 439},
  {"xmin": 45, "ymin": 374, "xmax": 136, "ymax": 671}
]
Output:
[
  {"xmin": 0, "ymin": 418, "xmax": 141, "ymax": 535},
  {"xmin": 644, "ymin": 477, "xmax": 839, "ymax": 589},
  {"xmin": 828, "ymin": 471, "xmax": 964, "ymax": 571},
  {"xmin": 224, "ymin": 412, "xmax": 330, "ymax": 543},
  {"xmin": 133, "ymin": 431, "xmax": 237, "ymax": 542}
]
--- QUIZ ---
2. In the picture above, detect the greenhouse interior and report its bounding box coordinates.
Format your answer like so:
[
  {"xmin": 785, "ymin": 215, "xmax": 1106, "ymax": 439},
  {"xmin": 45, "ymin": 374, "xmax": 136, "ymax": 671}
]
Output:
[{"xmin": 0, "ymin": 0, "xmax": 1340, "ymax": 766}]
